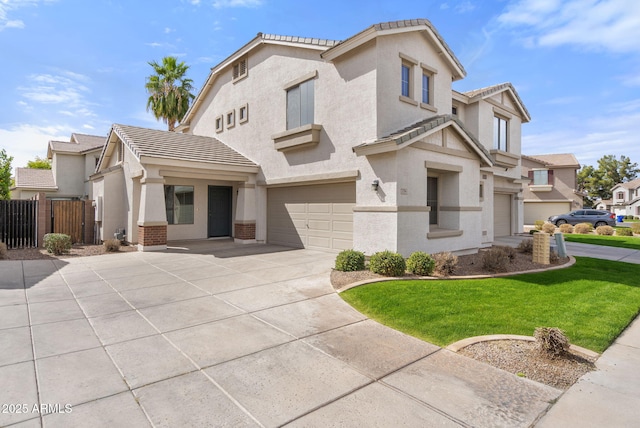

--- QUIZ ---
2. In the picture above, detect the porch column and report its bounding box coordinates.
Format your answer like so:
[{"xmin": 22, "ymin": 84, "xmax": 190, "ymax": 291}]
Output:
[
  {"xmin": 137, "ymin": 174, "xmax": 167, "ymax": 251},
  {"xmin": 234, "ymin": 183, "xmax": 256, "ymax": 244}
]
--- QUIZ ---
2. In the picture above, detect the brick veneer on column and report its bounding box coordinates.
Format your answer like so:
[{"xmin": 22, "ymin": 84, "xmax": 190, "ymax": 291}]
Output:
[
  {"xmin": 234, "ymin": 222, "xmax": 256, "ymax": 240},
  {"xmin": 138, "ymin": 225, "xmax": 167, "ymax": 246}
]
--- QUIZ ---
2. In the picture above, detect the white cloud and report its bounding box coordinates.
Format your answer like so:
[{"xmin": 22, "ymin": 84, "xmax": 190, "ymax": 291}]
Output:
[
  {"xmin": 212, "ymin": 0, "xmax": 264, "ymax": 9},
  {"xmin": 18, "ymin": 72, "xmax": 92, "ymax": 111},
  {"xmin": 0, "ymin": 123, "xmax": 71, "ymax": 169},
  {"xmin": 456, "ymin": 1, "xmax": 476, "ymax": 13},
  {"xmin": 498, "ymin": 0, "xmax": 640, "ymax": 53},
  {"xmin": 0, "ymin": 0, "xmax": 56, "ymax": 31}
]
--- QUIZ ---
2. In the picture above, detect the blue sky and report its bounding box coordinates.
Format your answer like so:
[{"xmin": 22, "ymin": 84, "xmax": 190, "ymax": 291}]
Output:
[{"xmin": 1, "ymin": 0, "xmax": 639, "ymax": 172}]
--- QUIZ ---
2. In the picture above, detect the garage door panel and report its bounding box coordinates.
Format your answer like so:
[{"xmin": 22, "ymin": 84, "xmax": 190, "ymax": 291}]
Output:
[{"xmin": 267, "ymin": 183, "xmax": 355, "ymax": 251}]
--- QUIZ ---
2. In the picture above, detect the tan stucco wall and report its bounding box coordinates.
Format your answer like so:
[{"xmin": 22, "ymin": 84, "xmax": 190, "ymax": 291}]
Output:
[{"xmin": 53, "ymin": 153, "xmax": 85, "ymax": 198}]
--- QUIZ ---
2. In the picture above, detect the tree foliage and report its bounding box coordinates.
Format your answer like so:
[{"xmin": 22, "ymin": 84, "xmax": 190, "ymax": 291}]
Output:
[
  {"xmin": 578, "ymin": 155, "xmax": 640, "ymax": 205},
  {"xmin": 26, "ymin": 156, "xmax": 51, "ymax": 169},
  {"xmin": 0, "ymin": 149, "xmax": 14, "ymax": 200},
  {"xmin": 145, "ymin": 56, "xmax": 195, "ymax": 132}
]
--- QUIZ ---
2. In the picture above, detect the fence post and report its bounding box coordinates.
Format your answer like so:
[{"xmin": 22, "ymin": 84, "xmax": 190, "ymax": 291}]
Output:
[
  {"xmin": 84, "ymin": 200, "xmax": 95, "ymax": 244},
  {"xmin": 33, "ymin": 193, "xmax": 49, "ymax": 247}
]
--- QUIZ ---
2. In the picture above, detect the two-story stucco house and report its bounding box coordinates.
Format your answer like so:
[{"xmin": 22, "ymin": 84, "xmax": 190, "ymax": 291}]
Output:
[
  {"xmin": 609, "ymin": 177, "xmax": 640, "ymax": 218},
  {"xmin": 521, "ymin": 154, "xmax": 583, "ymax": 224},
  {"xmin": 11, "ymin": 133, "xmax": 105, "ymax": 200},
  {"xmin": 92, "ymin": 19, "xmax": 530, "ymax": 255}
]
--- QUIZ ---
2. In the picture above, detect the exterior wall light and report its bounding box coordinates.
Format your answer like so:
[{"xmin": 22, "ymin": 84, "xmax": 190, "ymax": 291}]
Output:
[{"xmin": 371, "ymin": 179, "xmax": 379, "ymax": 191}]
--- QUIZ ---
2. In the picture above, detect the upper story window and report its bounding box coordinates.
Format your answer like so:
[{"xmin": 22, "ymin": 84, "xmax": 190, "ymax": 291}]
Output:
[
  {"xmin": 401, "ymin": 64, "xmax": 411, "ymax": 97},
  {"xmin": 232, "ymin": 57, "xmax": 248, "ymax": 81},
  {"xmin": 493, "ymin": 116, "xmax": 508, "ymax": 151},
  {"xmin": 452, "ymin": 106, "xmax": 458, "ymax": 115},
  {"xmin": 422, "ymin": 73, "xmax": 430, "ymax": 104},
  {"xmin": 215, "ymin": 115, "xmax": 223, "ymax": 133},
  {"xmin": 226, "ymin": 110, "xmax": 235, "ymax": 129},
  {"xmin": 617, "ymin": 191, "xmax": 625, "ymax": 199},
  {"xmin": 531, "ymin": 169, "xmax": 554, "ymax": 186},
  {"xmin": 287, "ymin": 78, "xmax": 314, "ymax": 130},
  {"xmin": 239, "ymin": 104, "xmax": 249, "ymax": 124}
]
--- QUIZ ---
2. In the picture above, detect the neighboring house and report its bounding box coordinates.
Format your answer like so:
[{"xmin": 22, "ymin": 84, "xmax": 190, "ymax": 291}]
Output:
[
  {"xmin": 610, "ymin": 177, "xmax": 640, "ymax": 217},
  {"xmin": 521, "ymin": 154, "xmax": 583, "ymax": 224},
  {"xmin": 93, "ymin": 19, "xmax": 530, "ymax": 254},
  {"xmin": 10, "ymin": 168, "xmax": 57, "ymax": 199},
  {"xmin": 11, "ymin": 133, "xmax": 105, "ymax": 200},
  {"xmin": 595, "ymin": 199, "xmax": 613, "ymax": 211}
]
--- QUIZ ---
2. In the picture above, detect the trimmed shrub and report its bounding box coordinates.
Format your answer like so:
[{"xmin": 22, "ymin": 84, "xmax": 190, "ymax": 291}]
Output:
[
  {"xmin": 617, "ymin": 227, "xmax": 634, "ymax": 237},
  {"xmin": 369, "ymin": 250, "xmax": 406, "ymax": 277},
  {"xmin": 529, "ymin": 229, "xmax": 539, "ymax": 234},
  {"xmin": 482, "ymin": 248, "xmax": 509, "ymax": 273},
  {"xmin": 534, "ymin": 327, "xmax": 570, "ymax": 358},
  {"xmin": 43, "ymin": 233, "xmax": 71, "ymax": 255},
  {"xmin": 103, "ymin": 239, "xmax": 121, "ymax": 253},
  {"xmin": 406, "ymin": 251, "xmax": 435, "ymax": 276},
  {"xmin": 0, "ymin": 242, "xmax": 7, "ymax": 260},
  {"xmin": 559, "ymin": 223, "xmax": 574, "ymax": 234},
  {"xmin": 596, "ymin": 225, "xmax": 614, "ymax": 236},
  {"xmin": 494, "ymin": 245, "xmax": 516, "ymax": 261},
  {"xmin": 534, "ymin": 220, "xmax": 545, "ymax": 230},
  {"xmin": 574, "ymin": 223, "xmax": 593, "ymax": 234},
  {"xmin": 335, "ymin": 249, "xmax": 366, "ymax": 272},
  {"xmin": 517, "ymin": 239, "xmax": 533, "ymax": 254},
  {"xmin": 632, "ymin": 223, "xmax": 640, "ymax": 234},
  {"xmin": 541, "ymin": 222, "xmax": 556, "ymax": 234},
  {"xmin": 433, "ymin": 251, "xmax": 458, "ymax": 276}
]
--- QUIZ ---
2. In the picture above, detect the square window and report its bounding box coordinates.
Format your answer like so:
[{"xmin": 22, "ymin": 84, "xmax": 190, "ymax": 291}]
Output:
[
  {"xmin": 226, "ymin": 110, "xmax": 235, "ymax": 129},
  {"xmin": 239, "ymin": 104, "xmax": 248, "ymax": 124},
  {"xmin": 533, "ymin": 170, "xmax": 549, "ymax": 185},
  {"xmin": 164, "ymin": 185, "xmax": 194, "ymax": 225}
]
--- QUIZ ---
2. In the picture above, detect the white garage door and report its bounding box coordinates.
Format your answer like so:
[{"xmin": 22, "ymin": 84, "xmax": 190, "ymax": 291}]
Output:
[
  {"xmin": 524, "ymin": 202, "xmax": 571, "ymax": 225},
  {"xmin": 494, "ymin": 193, "xmax": 512, "ymax": 237},
  {"xmin": 267, "ymin": 183, "xmax": 355, "ymax": 251}
]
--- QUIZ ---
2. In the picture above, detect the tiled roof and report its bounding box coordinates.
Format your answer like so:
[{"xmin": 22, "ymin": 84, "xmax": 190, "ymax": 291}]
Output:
[
  {"xmin": 261, "ymin": 33, "xmax": 340, "ymax": 47},
  {"xmin": 524, "ymin": 153, "xmax": 580, "ymax": 167},
  {"xmin": 462, "ymin": 82, "xmax": 531, "ymax": 121},
  {"xmin": 49, "ymin": 134, "xmax": 106, "ymax": 154},
  {"xmin": 13, "ymin": 168, "xmax": 56, "ymax": 189},
  {"xmin": 356, "ymin": 114, "xmax": 492, "ymax": 162},
  {"xmin": 112, "ymin": 124, "xmax": 257, "ymax": 168},
  {"xmin": 614, "ymin": 177, "xmax": 640, "ymax": 190}
]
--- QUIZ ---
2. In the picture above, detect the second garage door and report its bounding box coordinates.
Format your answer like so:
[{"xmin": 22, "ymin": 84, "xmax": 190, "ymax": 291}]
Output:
[
  {"xmin": 494, "ymin": 193, "xmax": 512, "ymax": 237},
  {"xmin": 267, "ymin": 183, "xmax": 355, "ymax": 251}
]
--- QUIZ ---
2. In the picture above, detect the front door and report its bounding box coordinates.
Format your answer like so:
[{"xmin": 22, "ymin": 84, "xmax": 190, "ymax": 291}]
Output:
[{"xmin": 208, "ymin": 186, "xmax": 232, "ymax": 238}]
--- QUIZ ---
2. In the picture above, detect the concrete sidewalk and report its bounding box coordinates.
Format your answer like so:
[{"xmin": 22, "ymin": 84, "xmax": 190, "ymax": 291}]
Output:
[{"xmin": 496, "ymin": 235, "xmax": 640, "ymax": 427}]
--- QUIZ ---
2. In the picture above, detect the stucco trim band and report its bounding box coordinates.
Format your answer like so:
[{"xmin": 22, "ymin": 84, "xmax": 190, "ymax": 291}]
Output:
[{"xmin": 262, "ymin": 170, "xmax": 358, "ymax": 188}]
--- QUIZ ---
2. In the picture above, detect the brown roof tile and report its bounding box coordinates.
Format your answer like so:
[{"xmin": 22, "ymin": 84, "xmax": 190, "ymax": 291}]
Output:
[{"xmin": 13, "ymin": 168, "xmax": 56, "ymax": 189}]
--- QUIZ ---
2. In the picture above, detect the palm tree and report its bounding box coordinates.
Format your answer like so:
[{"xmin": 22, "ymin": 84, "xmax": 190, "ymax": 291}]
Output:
[{"xmin": 145, "ymin": 56, "xmax": 195, "ymax": 131}]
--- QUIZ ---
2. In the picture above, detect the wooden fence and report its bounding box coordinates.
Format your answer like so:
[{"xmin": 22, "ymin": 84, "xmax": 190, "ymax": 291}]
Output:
[{"xmin": 51, "ymin": 200, "xmax": 85, "ymax": 244}]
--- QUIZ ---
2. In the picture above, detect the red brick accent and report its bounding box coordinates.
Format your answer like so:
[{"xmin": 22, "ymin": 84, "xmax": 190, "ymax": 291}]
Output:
[
  {"xmin": 138, "ymin": 225, "xmax": 167, "ymax": 247},
  {"xmin": 234, "ymin": 222, "xmax": 256, "ymax": 240}
]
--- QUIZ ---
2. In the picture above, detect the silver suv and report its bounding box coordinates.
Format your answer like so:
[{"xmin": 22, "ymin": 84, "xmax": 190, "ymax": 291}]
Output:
[{"xmin": 548, "ymin": 209, "xmax": 616, "ymax": 227}]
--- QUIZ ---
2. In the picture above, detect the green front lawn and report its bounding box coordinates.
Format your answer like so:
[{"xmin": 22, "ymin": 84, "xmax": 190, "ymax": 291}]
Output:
[
  {"xmin": 564, "ymin": 233, "xmax": 640, "ymax": 250},
  {"xmin": 341, "ymin": 257, "xmax": 640, "ymax": 353}
]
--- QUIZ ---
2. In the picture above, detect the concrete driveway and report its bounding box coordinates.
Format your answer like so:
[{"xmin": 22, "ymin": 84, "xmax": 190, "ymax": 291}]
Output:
[{"xmin": 2, "ymin": 240, "xmax": 561, "ymax": 427}]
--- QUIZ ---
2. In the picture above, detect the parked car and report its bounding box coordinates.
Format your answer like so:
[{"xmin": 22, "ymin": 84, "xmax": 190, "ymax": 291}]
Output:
[{"xmin": 548, "ymin": 210, "xmax": 616, "ymax": 227}]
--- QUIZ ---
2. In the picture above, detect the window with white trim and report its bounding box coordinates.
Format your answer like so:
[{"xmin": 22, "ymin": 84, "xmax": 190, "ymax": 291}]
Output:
[
  {"xmin": 401, "ymin": 63, "xmax": 411, "ymax": 98},
  {"xmin": 215, "ymin": 115, "xmax": 223, "ymax": 133},
  {"xmin": 528, "ymin": 169, "xmax": 554, "ymax": 186},
  {"xmin": 286, "ymin": 78, "xmax": 314, "ymax": 130},
  {"xmin": 164, "ymin": 185, "xmax": 194, "ymax": 225},
  {"xmin": 239, "ymin": 104, "xmax": 248, "ymax": 124},
  {"xmin": 493, "ymin": 116, "xmax": 508, "ymax": 151},
  {"xmin": 226, "ymin": 110, "xmax": 235, "ymax": 129}
]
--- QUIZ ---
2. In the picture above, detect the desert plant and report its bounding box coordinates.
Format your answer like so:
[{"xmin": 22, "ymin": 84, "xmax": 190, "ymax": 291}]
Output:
[
  {"xmin": 534, "ymin": 327, "xmax": 570, "ymax": 358},
  {"xmin": 494, "ymin": 245, "xmax": 516, "ymax": 261},
  {"xmin": 43, "ymin": 233, "xmax": 71, "ymax": 255},
  {"xmin": 596, "ymin": 225, "xmax": 614, "ymax": 236},
  {"xmin": 103, "ymin": 239, "xmax": 121, "ymax": 253},
  {"xmin": 574, "ymin": 223, "xmax": 593, "ymax": 234},
  {"xmin": 482, "ymin": 248, "xmax": 509, "ymax": 273},
  {"xmin": 632, "ymin": 223, "xmax": 640, "ymax": 234},
  {"xmin": 559, "ymin": 223, "xmax": 574, "ymax": 234},
  {"xmin": 616, "ymin": 227, "xmax": 634, "ymax": 237},
  {"xmin": 432, "ymin": 251, "xmax": 458, "ymax": 276},
  {"xmin": 335, "ymin": 249, "xmax": 366, "ymax": 272},
  {"xmin": 541, "ymin": 222, "xmax": 556, "ymax": 234},
  {"xmin": 369, "ymin": 250, "xmax": 406, "ymax": 277},
  {"xmin": 517, "ymin": 239, "xmax": 533, "ymax": 254},
  {"xmin": 406, "ymin": 251, "xmax": 435, "ymax": 276},
  {"xmin": 0, "ymin": 242, "xmax": 7, "ymax": 260},
  {"xmin": 534, "ymin": 220, "xmax": 545, "ymax": 230}
]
